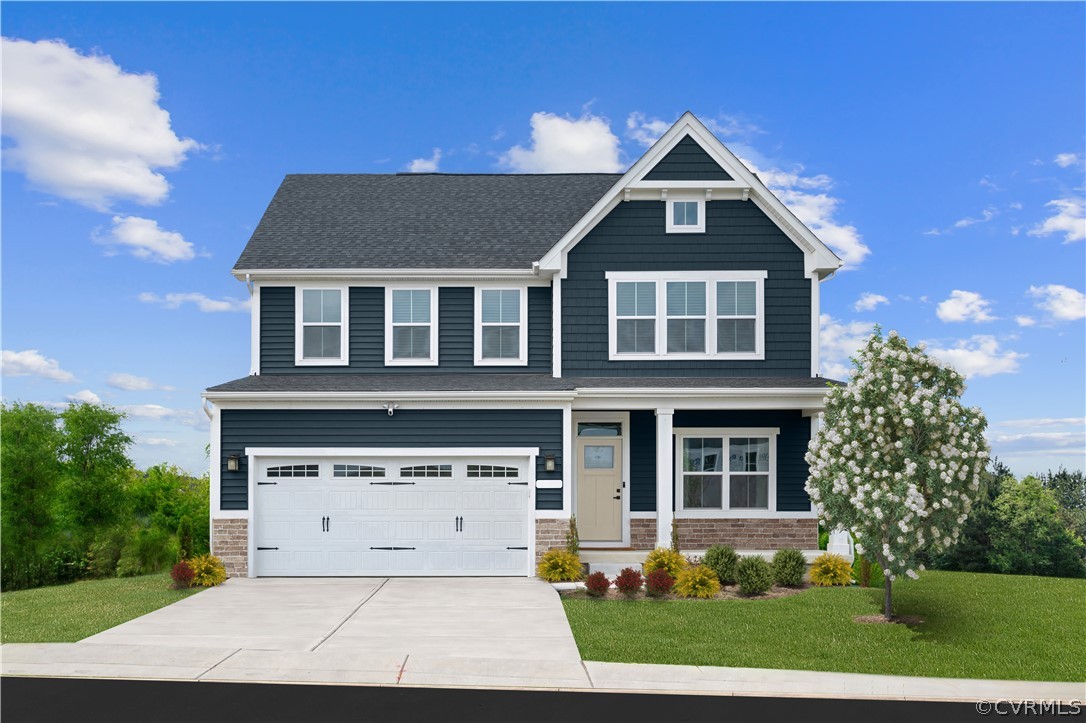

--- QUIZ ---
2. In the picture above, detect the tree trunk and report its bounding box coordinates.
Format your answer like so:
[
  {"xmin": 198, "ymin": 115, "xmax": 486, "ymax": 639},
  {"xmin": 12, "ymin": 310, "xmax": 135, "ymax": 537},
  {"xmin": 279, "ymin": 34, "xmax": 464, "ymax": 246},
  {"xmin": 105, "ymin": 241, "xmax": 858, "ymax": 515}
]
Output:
[{"xmin": 884, "ymin": 575, "xmax": 893, "ymax": 620}]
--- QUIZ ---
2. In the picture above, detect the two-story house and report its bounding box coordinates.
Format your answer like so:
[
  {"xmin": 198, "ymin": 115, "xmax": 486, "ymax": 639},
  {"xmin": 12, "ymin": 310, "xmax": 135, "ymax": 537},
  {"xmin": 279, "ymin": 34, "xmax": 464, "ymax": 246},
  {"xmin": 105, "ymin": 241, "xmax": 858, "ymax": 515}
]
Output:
[{"xmin": 203, "ymin": 112, "xmax": 843, "ymax": 578}]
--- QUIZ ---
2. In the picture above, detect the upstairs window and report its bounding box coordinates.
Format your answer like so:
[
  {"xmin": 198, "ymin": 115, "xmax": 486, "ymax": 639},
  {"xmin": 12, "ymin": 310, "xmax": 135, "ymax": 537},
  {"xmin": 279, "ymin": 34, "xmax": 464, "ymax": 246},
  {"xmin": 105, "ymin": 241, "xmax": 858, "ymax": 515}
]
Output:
[
  {"xmin": 474, "ymin": 288, "xmax": 528, "ymax": 365},
  {"xmin": 666, "ymin": 282, "xmax": 706, "ymax": 353},
  {"xmin": 717, "ymin": 281, "xmax": 758, "ymax": 353},
  {"xmin": 296, "ymin": 287, "xmax": 348, "ymax": 365},
  {"xmin": 386, "ymin": 288, "xmax": 438, "ymax": 365},
  {"xmin": 666, "ymin": 198, "xmax": 705, "ymax": 233},
  {"xmin": 615, "ymin": 281, "xmax": 656, "ymax": 354}
]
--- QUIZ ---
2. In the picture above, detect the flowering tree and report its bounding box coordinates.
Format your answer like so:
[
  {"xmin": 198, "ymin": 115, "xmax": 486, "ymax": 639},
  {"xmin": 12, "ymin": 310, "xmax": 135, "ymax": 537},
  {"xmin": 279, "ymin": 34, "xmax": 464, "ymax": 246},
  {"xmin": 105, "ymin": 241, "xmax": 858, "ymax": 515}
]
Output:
[{"xmin": 805, "ymin": 329, "xmax": 989, "ymax": 619}]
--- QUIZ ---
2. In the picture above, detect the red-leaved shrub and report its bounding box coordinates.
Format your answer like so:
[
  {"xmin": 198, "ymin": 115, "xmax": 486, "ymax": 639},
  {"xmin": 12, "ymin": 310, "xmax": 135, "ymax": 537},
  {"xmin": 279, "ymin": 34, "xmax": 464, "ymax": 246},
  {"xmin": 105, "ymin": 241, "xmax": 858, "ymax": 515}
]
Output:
[
  {"xmin": 614, "ymin": 567, "xmax": 643, "ymax": 596},
  {"xmin": 645, "ymin": 568, "xmax": 674, "ymax": 597},
  {"xmin": 585, "ymin": 571, "xmax": 610, "ymax": 597},
  {"xmin": 170, "ymin": 560, "xmax": 195, "ymax": 588}
]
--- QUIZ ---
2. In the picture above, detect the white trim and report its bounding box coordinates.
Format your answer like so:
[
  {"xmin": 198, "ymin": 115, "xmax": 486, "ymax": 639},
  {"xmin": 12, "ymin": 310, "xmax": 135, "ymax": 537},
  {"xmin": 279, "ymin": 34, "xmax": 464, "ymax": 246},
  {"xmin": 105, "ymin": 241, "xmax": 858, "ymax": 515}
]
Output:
[
  {"xmin": 234, "ymin": 268, "xmax": 552, "ymax": 281},
  {"xmin": 552, "ymin": 276, "xmax": 562, "ymax": 378},
  {"xmin": 572, "ymin": 411, "xmax": 631, "ymax": 547},
  {"xmin": 211, "ymin": 510, "xmax": 249, "ymax": 520},
  {"xmin": 655, "ymin": 408, "xmax": 675, "ymax": 548},
  {"xmin": 537, "ymin": 112, "xmax": 843, "ymax": 278},
  {"xmin": 561, "ymin": 403, "xmax": 572, "ymax": 517},
  {"xmin": 665, "ymin": 197, "xmax": 705, "ymax": 233},
  {"xmin": 536, "ymin": 509, "xmax": 572, "ymax": 521},
  {"xmin": 673, "ymin": 427, "xmax": 780, "ymax": 517},
  {"xmin": 209, "ymin": 401, "xmax": 222, "ymax": 515},
  {"xmin": 244, "ymin": 446, "xmax": 541, "ymax": 458},
  {"xmin": 294, "ymin": 284, "xmax": 350, "ymax": 366},
  {"xmin": 473, "ymin": 286, "xmax": 529, "ymax": 366},
  {"xmin": 606, "ymin": 271, "xmax": 767, "ymax": 362},
  {"xmin": 629, "ymin": 511, "xmax": 657, "ymax": 519},
  {"xmin": 250, "ymin": 282, "xmax": 260, "ymax": 375},
  {"xmin": 246, "ymin": 451, "xmax": 256, "ymax": 578},
  {"xmin": 536, "ymin": 479, "xmax": 563, "ymax": 489},
  {"xmin": 811, "ymin": 273, "xmax": 821, "ymax": 376},
  {"xmin": 384, "ymin": 286, "xmax": 440, "ymax": 366}
]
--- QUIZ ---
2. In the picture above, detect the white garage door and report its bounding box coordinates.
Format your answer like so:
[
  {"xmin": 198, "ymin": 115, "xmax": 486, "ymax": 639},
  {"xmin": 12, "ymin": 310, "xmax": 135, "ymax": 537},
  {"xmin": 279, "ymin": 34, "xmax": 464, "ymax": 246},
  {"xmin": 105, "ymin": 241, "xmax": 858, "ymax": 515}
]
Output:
[{"xmin": 253, "ymin": 454, "xmax": 533, "ymax": 577}]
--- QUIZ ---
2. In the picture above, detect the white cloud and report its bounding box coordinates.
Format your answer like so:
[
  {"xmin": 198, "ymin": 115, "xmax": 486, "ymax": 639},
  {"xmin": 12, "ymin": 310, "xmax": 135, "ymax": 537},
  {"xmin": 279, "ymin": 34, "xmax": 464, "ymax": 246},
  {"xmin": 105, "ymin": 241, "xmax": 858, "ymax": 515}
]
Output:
[
  {"xmin": 925, "ymin": 335, "xmax": 1025, "ymax": 378},
  {"xmin": 67, "ymin": 389, "xmax": 101, "ymax": 404},
  {"xmin": 978, "ymin": 176, "xmax": 1003, "ymax": 191},
  {"xmin": 625, "ymin": 112, "xmax": 671, "ymax": 148},
  {"xmin": 818, "ymin": 314, "xmax": 875, "ymax": 379},
  {"xmin": 936, "ymin": 290, "xmax": 997, "ymax": 323},
  {"xmin": 1027, "ymin": 284, "xmax": 1086, "ymax": 322},
  {"xmin": 0, "ymin": 37, "xmax": 199, "ymax": 209},
  {"xmin": 1054, "ymin": 153, "xmax": 1081, "ymax": 168},
  {"xmin": 1015, "ymin": 315, "xmax": 1037, "ymax": 327},
  {"xmin": 120, "ymin": 403, "xmax": 203, "ymax": 427},
  {"xmin": 106, "ymin": 372, "xmax": 175, "ymax": 392},
  {"xmin": 1029, "ymin": 198, "xmax": 1085, "ymax": 243},
  {"xmin": 952, "ymin": 207, "xmax": 998, "ymax": 229},
  {"xmin": 95, "ymin": 215, "xmax": 194, "ymax": 264},
  {"xmin": 141, "ymin": 437, "xmax": 180, "ymax": 447},
  {"xmin": 853, "ymin": 293, "xmax": 889, "ymax": 312},
  {"xmin": 406, "ymin": 148, "xmax": 441, "ymax": 173},
  {"xmin": 993, "ymin": 417, "xmax": 1085, "ymax": 429},
  {"xmin": 1, "ymin": 349, "xmax": 75, "ymax": 382},
  {"xmin": 500, "ymin": 112, "xmax": 623, "ymax": 173},
  {"xmin": 139, "ymin": 292, "xmax": 250, "ymax": 313}
]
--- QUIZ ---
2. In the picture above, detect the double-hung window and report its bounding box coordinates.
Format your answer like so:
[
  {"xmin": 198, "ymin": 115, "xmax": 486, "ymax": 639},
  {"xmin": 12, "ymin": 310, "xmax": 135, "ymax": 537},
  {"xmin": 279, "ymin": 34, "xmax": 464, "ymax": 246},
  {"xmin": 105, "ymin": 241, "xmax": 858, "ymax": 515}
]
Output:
[
  {"xmin": 474, "ymin": 288, "xmax": 528, "ymax": 365},
  {"xmin": 386, "ymin": 288, "xmax": 438, "ymax": 365},
  {"xmin": 295, "ymin": 287, "xmax": 348, "ymax": 365},
  {"xmin": 607, "ymin": 271, "xmax": 766, "ymax": 360},
  {"xmin": 677, "ymin": 429, "xmax": 777, "ymax": 515},
  {"xmin": 666, "ymin": 198, "xmax": 705, "ymax": 233}
]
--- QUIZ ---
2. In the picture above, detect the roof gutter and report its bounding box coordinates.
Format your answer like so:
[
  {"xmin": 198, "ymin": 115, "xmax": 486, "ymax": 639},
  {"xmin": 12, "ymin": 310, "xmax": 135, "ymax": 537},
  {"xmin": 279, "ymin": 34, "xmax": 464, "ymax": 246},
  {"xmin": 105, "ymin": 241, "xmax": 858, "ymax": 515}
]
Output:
[{"xmin": 231, "ymin": 267, "xmax": 550, "ymax": 281}]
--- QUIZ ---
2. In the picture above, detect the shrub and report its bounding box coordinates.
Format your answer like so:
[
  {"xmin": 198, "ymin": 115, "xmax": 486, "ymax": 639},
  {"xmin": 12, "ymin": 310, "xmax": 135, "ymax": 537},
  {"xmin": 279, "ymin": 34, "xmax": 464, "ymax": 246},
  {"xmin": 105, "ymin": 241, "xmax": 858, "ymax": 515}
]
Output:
[
  {"xmin": 177, "ymin": 516, "xmax": 195, "ymax": 561},
  {"xmin": 171, "ymin": 560, "xmax": 195, "ymax": 588},
  {"xmin": 645, "ymin": 568, "xmax": 674, "ymax": 597},
  {"xmin": 643, "ymin": 547, "xmax": 687, "ymax": 579},
  {"xmin": 674, "ymin": 565, "xmax": 720, "ymax": 599},
  {"xmin": 988, "ymin": 478, "xmax": 1086, "ymax": 578},
  {"xmin": 818, "ymin": 524, "xmax": 829, "ymax": 551},
  {"xmin": 853, "ymin": 555, "xmax": 885, "ymax": 588},
  {"xmin": 809, "ymin": 552, "xmax": 853, "ymax": 586},
  {"xmin": 670, "ymin": 525, "xmax": 681, "ymax": 553},
  {"xmin": 565, "ymin": 516, "xmax": 579, "ymax": 555},
  {"xmin": 536, "ymin": 549, "xmax": 583, "ymax": 582},
  {"xmin": 86, "ymin": 527, "xmax": 127, "ymax": 578},
  {"xmin": 188, "ymin": 553, "xmax": 227, "ymax": 587},
  {"xmin": 703, "ymin": 544, "xmax": 739, "ymax": 585},
  {"xmin": 585, "ymin": 571, "xmax": 610, "ymax": 597},
  {"xmin": 772, "ymin": 549, "xmax": 807, "ymax": 587},
  {"xmin": 613, "ymin": 567, "xmax": 643, "ymax": 597},
  {"xmin": 736, "ymin": 556, "xmax": 774, "ymax": 595},
  {"xmin": 117, "ymin": 526, "xmax": 179, "ymax": 577}
]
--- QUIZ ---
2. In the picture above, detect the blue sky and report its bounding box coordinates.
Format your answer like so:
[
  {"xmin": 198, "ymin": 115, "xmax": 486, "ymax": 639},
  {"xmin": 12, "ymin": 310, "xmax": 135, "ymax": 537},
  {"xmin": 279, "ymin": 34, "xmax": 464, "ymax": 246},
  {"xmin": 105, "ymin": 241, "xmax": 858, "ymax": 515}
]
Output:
[{"xmin": 2, "ymin": 2, "xmax": 1084, "ymax": 477}]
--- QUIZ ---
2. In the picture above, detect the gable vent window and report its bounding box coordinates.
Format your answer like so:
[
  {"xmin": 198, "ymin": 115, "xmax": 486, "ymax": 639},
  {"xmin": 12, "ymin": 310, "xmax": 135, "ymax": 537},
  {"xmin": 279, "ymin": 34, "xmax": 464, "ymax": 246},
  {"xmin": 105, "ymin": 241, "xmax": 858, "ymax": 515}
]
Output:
[
  {"xmin": 386, "ymin": 288, "xmax": 438, "ymax": 365},
  {"xmin": 266, "ymin": 464, "xmax": 319, "ymax": 478},
  {"xmin": 400, "ymin": 464, "xmax": 452, "ymax": 478},
  {"xmin": 333, "ymin": 464, "xmax": 385, "ymax": 478},
  {"xmin": 666, "ymin": 198, "xmax": 705, "ymax": 233},
  {"xmin": 296, "ymin": 287, "xmax": 348, "ymax": 365},
  {"xmin": 607, "ymin": 271, "xmax": 766, "ymax": 361},
  {"xmin": 475, "ymin": 288, "xmax": 528, "ymax": 365},
  {"xmin": 467, "ymin": 464, "xmax": 519, "ymax": 478}
]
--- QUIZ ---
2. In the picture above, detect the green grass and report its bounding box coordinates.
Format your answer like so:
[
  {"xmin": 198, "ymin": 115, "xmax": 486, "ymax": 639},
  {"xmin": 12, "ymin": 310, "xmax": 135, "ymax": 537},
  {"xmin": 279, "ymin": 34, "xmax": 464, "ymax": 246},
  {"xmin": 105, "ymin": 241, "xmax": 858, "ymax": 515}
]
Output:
[
  {"xmin": 1, "ymin": 573, "xmax": 202, "ymax": 643},
  {"xmin": 563, "ymin": 570, "xmax": 1086, "ymax": 681}
]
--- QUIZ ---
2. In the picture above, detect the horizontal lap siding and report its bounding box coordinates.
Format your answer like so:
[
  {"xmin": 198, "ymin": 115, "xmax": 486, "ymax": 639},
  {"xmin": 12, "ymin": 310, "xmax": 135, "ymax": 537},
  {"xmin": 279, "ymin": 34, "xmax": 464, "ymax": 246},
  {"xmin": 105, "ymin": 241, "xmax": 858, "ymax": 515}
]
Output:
[
  {"xmin": 629, "ymin": 410, "xmax": 657, "ymax": 512},
  {"xmin": 260, "ymin": 286, "xmax": 551, "ymax": 373},
  {"xmin": 219, "ymin": 408, "xmax": 564, "ymax": 510},
  {"xmin": 563, "ymin": 201, "xmax": 810, "ymax": 377},
  {"xmin": 643, "ymin": 136, "xmax": 733, "ymax": 181}
]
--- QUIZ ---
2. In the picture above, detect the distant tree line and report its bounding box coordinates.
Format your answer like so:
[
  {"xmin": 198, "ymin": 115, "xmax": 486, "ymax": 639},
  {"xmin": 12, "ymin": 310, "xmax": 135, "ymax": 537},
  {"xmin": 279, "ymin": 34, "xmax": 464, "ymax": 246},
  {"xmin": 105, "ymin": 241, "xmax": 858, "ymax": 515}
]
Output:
[{"xmin": 1, "ymin": 402, "xmax": 209, "ymax": 591}]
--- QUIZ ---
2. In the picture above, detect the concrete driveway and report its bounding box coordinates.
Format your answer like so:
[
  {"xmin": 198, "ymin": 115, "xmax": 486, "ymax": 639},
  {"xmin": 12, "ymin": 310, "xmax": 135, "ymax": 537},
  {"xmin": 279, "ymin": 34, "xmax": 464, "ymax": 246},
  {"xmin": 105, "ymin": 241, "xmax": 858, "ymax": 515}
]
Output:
[{"xmin": 82, "ymin": 577, "xmax": 581, "ymax": 661}]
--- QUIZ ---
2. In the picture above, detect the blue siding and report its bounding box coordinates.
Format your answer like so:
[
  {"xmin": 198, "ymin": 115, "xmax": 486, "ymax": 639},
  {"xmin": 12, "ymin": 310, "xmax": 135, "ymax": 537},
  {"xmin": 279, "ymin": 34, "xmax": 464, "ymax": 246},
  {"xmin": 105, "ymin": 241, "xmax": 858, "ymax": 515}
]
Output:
[
  {"xmin": 643, "ymin": 136, "xmax": 733, "ymax": 181},
  {"xmin": 261, "ymin": 286, "xmax": 551, "ymax": 374},
  {"xmin": 629, "ymin": 410, "xmax": 657, "ymax": 512},
  {"xmin": 562, "ymin": 200, "xmax": 811, "ymax": 377},
  {"xmin": 220, "ymin": 408, "xmax": 564, "ymax": 511}
]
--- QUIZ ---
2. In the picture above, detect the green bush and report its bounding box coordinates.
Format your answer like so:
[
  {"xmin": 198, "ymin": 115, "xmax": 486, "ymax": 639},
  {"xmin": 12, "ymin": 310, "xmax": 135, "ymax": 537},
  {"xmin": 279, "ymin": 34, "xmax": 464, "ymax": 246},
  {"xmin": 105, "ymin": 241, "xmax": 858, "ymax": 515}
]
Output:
[
  {"xmin": 86, "ymin": 527, "xmax": 128, "ymax": 578},
  {"xmin": 703, "ymin": 544, "xmax": 739, "ymax": 584},
  {"xmin": 566, "ymin": 516, "xmax": 579, "ymax": 555},
  {"xmin": 674, "ymin": 565, "xmax": 720, "ymax": 599},
  {"xmin": 852, "ymin": 555, "xmax": 884, "ymax": 588},
  {"xmin": 736, "ymin": 556, "xmax": 774, "ymax": 595},
  {"xmin": 818, "ymin": 524, "xmax": 829, "ymax": 551},
  {"xmin": 177, "ymin": 516, "xmax": 195, "ymax": 561},
  {"xmin": 989, "ymin": 478, "xmax": 1086, "ymax": 578},
  {"xmin": 536, "ymin": 549, "xmax": 583, "ymax": 582},
  {"xmin": 809, "ymin": 553, "xmax": 853, "ymax": 586},
  {"xmin": 771, "ymin": 549, "xmax": 806, "ymax": 587},
  {"xmin": 117, "ymin": 527, "xmax": 178, "ymax": 577},
  {"xmin": 643, "ymin": 547, "xmax": 687, "ymax": 579},
  {"xmin": 189, "ymin": 553, "xmax": 227, "ymax": 587}
]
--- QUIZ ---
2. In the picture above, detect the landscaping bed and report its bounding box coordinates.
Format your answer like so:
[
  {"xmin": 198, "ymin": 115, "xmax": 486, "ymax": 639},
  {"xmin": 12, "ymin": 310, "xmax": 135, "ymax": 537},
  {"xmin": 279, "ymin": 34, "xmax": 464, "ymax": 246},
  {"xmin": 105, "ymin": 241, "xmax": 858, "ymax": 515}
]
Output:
[{"xmin": 559, "ymin": 583, "xmax": 809, "ymax": 602}]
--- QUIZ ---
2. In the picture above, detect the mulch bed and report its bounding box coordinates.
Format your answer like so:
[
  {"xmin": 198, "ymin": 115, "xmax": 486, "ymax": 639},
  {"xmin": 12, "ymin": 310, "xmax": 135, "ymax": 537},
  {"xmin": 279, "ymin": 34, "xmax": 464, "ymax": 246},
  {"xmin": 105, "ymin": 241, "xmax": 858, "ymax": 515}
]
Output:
[{"xmin": 559, "ymin": 583, "xmax": 810, "ymax": 601}]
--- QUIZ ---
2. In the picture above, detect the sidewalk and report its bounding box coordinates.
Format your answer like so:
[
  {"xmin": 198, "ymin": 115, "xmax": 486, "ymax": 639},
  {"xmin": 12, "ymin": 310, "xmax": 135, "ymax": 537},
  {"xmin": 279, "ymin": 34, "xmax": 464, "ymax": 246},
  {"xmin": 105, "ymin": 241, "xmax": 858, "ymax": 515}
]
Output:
[{"xmin": 2, "ymin": 643, "xmax": 1082, "ymax": 703}]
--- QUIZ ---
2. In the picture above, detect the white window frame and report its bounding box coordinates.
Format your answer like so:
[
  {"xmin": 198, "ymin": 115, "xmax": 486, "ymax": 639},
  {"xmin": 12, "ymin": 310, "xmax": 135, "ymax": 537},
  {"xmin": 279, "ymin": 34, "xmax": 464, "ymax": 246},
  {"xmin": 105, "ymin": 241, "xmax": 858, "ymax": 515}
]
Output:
[
  {"xmin": 295, "ymin": 285, "xmax": 349, "ymax": 366},
  {"xmin": 606, "ymin": 271, "xmax": 767, "ymax": 361},
  {"xmin": 385, "ymin": 286, "xmax": 439, "ymax": 366},
  {"xmin": 473, "ymin": 286, "xmax": 529, "ymax": 366},
  {"xmin": 664, "ymin": 281, "xmax": 707, "ymax": 354},
  {"xmin": 674, "ymin": 427, "xmax": 778, "ymax": 518},
  {"xmin": 666, "ymin": 197, "xmax": 705, "ymax": 233}
]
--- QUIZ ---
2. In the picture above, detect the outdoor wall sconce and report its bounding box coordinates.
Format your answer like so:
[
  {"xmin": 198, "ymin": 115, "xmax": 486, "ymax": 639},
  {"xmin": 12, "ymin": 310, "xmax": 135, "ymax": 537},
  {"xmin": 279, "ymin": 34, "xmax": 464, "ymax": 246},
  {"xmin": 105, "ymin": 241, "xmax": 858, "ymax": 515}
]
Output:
[
  {"xmin": 227, "ymin": 454, "xmax": 240, "ymax": 472},
  {"xmin": 544, "ymin": 454, "xmax": 556, "ymax": 472}
]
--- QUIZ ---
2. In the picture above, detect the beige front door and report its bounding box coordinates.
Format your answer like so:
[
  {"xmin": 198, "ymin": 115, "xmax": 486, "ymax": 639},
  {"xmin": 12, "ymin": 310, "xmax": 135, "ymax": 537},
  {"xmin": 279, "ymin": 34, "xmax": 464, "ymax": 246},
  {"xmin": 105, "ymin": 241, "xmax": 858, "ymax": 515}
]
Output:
[{"xmin": 576, "ymin": 439, "xmax": 622, "ymax": 541}]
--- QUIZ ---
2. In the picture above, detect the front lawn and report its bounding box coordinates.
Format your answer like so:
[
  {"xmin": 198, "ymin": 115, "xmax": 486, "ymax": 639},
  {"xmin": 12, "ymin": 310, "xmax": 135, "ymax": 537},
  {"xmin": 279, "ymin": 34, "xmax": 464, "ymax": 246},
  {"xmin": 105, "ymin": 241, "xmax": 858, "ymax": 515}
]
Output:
[
  {"xmin": 562, "ymin": 570, "xmax": 1086, "ymax": 681},
  {"xmin": 1, "ymin": 573, "xmax": 202, "ymax": 643}
]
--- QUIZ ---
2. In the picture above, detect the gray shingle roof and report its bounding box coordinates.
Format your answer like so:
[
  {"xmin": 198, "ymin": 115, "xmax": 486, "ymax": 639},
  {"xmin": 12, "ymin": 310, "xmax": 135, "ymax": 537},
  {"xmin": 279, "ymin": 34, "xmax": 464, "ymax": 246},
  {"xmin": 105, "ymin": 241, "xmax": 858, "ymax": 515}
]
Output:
[
  {"xmin": 233, "ymin": 173, "xmax": 622, "ymax": 271},
  {"xmin": 205, "ymin": 374, "xmax": 839, "ymax": 394}
]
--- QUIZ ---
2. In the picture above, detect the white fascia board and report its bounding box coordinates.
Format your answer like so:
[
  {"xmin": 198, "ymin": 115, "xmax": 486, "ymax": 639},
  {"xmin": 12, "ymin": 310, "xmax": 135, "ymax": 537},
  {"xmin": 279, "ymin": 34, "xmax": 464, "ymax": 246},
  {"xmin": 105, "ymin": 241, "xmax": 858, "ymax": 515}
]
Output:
[
  {"xmin": 576, "ymin": 387, "xmax": 831, "ymax": 398},
  {"xmin": 233, "ymin": 268, "xmax": 554, "ymax": 284},
  {"xmin": 202, "ymin": 390, "xmax": 577, "ymax": 404}
]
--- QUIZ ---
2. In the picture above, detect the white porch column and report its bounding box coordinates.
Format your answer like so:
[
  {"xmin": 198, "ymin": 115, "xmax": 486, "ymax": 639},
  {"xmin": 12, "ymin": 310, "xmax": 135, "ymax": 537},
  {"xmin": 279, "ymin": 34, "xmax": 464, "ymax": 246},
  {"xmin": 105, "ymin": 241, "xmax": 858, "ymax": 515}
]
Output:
[{"xmin": 655, "ymin": 407, "xmax": 675, "ymax": 548}]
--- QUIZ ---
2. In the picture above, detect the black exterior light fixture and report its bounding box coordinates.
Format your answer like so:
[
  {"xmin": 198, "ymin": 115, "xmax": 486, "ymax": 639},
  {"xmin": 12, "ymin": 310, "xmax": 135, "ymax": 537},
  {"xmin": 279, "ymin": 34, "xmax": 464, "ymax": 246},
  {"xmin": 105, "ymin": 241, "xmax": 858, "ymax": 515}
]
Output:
[
  {"xmin": 544, "ymin": 453, "xmax": 556, "ymax": 472},
  {"xmin": 227, "ymin": 454, "xmax": 240, "ymax": 472}
]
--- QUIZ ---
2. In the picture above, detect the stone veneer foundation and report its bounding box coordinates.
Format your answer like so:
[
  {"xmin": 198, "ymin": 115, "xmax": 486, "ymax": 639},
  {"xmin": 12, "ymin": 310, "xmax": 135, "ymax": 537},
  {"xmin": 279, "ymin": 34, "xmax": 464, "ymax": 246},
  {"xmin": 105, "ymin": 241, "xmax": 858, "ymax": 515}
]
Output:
[
  {"xmin": 630, "ymin": 518, "xmax": 658, "ymax": 549},
  {"xmin": 211, "ymin": 518, "xmax": 248, "ymax": 577},
  {"xmin": 674, "ymin": 517, "xmax": 818, "ymax": 550},
  {"xmin": 534, "ymin": 518, "xmax": 569, "ymax": 564}
]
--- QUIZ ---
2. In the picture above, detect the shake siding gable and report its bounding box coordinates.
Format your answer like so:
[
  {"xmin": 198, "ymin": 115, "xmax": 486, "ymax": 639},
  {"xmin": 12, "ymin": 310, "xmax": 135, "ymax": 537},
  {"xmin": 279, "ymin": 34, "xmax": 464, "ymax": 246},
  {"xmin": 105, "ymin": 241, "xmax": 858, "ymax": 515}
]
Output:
[
  {"xmin": 643, "ymin": 136, "xmax": 733, "ymax": 181},
  {"xmin": 562, "ymin": 200, "xmax": 811, "ymax": 377}
]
